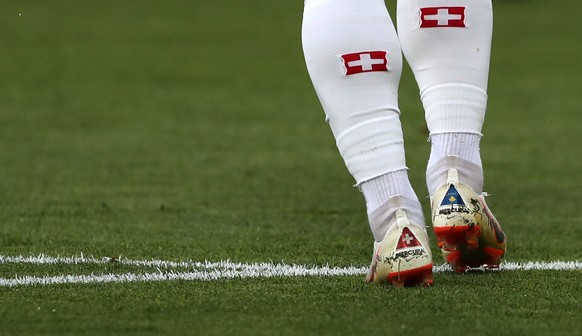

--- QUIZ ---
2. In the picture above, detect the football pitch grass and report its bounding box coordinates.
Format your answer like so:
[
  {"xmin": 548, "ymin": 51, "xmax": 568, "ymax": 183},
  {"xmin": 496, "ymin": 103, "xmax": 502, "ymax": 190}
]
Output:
[{"xmin": 1, "ymin": 0, "xmax": 581, "ymax": 335}]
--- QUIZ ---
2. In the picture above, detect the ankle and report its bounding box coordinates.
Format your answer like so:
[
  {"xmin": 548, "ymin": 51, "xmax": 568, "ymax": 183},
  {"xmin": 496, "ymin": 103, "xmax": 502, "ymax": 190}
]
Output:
[{"xmin": 426, "ymin": 156, "xmax": 484, "ymax": 196}]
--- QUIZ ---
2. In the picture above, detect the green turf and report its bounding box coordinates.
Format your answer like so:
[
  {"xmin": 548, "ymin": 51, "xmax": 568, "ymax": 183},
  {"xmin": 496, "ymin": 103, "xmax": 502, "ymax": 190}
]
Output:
[{"xmin": 0, "ymin": 0, "xmax": 581, "ymax": 335}]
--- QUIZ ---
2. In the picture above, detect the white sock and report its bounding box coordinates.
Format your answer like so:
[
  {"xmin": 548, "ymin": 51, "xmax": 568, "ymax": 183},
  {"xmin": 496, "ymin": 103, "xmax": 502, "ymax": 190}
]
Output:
[
  {"xmin": 360, "ymin": 171, "xmax": 426, "ymax": 241},
  {"xmin": 428, "ymin": 133, "xmax": 482, "ymax": 169},
  {"xmin": 360, "ymin": 170, "xmax": 417, "ymax": 215},
  {"xmin": 302, "ymin": 0, "xmax": 407, "ymax": 184},
  {"xmin": 396, "ymin": 0, "xmax": 493, "ymax": 195},
  {"xmin": 367, "ymin": 195, "xmax": 426, "ymax": 242},
  {"xmin": 426, "ymin": 155, "xmax": 484, "ymax": 197},
  {"xmin": 426, "ymin": 133, "xmax": 484, "ymax": 195},
  {"xmin": 397, "ymin": 0, "xmax": 493, "ymax": 135},
  {"xmin": 302, "ymin": 0, "xmax": 425, "ymax": 240}
]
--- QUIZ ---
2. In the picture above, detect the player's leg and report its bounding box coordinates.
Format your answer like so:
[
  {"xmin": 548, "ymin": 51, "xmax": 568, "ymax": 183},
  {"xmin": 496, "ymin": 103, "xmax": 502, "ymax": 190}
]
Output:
[
  {"xmin": 302, "ymin": 0, "xmax": 432, "ymax": 287},
  {"xmin": 397, "ymin": 0, "xmax": 506, "ymax": 270}
]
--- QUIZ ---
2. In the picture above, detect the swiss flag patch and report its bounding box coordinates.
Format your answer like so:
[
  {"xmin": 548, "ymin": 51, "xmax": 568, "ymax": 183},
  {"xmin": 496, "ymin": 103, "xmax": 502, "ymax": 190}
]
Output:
[
  {"xmin": 396, "ymin": 228, "xmax": 422, "ymax": 250},
  {"xmin": 341, "ymin": 51, "xmax": 388, "ymax": 75},
  {"xmin": 420, "ymin": 7, "xmax": 466, "ymax": 28}
]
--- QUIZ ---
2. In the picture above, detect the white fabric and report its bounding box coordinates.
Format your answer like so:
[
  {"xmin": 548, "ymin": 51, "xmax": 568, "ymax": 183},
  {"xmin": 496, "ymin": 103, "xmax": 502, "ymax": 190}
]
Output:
[
  {"xmin": 359, "ymin": 169, "xmax": 419, "ymax": 215},
  {"xmin": 368, "ymin": 196, "xmax": 426, "ymax": 242},
  {"xmin": 426, "ymin": 155, "xmax": 484, "ymax": 196},
  {"xmin": 397, "ymin": 0, "xmax": 493, "ymax": 134},
  {"xmin": 428, "ymin": 132, "xmax": 482, "ymax": 169},
  {"xmin": 302, "ymin": 0, "xmax": 407, "ymax": 183}
]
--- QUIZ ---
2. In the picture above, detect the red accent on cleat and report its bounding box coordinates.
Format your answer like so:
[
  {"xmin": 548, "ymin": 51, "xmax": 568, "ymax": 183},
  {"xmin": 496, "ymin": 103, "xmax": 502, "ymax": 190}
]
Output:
[
  {"xmin": 431, "ymin": 168, "xmax": 507, "ymax": 272},
  {"xmin": 435, "ymin": 225, "xmax": 504, "ymax": 272},
  {"xmin": 434, "ymin": 225, "xmax": 481, "ymax": 250},
  {"xmin": 387, "ymin": 264, "xmax": 434, "ymax": 288}
]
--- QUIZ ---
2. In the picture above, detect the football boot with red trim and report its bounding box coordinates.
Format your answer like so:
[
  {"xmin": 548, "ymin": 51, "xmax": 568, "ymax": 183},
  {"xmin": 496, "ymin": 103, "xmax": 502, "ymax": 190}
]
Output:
[
  {"xmin": 431, "ymin": 168, "xmax": 506, "ymax": 272},
  {"xmin": 367, "ymin": 209, "xmax": 433, "ymax": 287}
]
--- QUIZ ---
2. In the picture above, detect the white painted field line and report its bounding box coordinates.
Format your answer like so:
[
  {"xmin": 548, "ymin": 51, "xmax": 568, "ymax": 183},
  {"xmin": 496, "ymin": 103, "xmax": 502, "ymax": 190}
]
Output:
[
  {"xmin": 0, "ymin": 254, "xmax": 368, "ymax": 287},
  {"xmin": 0, "ymin": 254, "xmax": 366, "ymax": 274},
  {"xmin": 0, "ymin": 266, "xmax": 370, "ymax": 287},
  {"xmin": 0, "ymin": 254, "xmax": 231, "ymax": 269},
  {"xmin": 2, "ymin": 254, "xmax": 582, "ymax": 272},
  {"xmin": 0, "ymin": 254, "xmax": 580, "ymax": 287}
]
